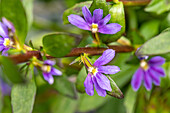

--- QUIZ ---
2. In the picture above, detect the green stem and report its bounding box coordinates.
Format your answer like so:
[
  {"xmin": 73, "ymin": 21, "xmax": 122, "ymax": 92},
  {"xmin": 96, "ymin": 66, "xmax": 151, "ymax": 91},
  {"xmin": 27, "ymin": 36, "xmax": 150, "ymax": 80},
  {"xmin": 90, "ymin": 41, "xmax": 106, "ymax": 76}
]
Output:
[{"xmin": 95, "ymin": 33, "xmax": 100, "ymax": 46}]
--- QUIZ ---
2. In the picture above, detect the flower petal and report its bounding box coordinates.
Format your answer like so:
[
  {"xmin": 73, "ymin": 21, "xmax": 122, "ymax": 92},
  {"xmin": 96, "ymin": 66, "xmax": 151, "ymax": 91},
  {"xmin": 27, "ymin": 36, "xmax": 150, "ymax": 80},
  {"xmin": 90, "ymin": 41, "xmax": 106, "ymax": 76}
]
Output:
[
  {"xmin": 84, "ymin": 73, "xmax": 94, "ymax": 96},
  {"xmin": 2, "ymin": 48, "xmax": 9, "ymax": 56},
  {"xmin": 51, "ymin": 68, "xmax": 62, "ymax": 76},
  {"xmin": 2, "ymin": 17, "xmax": 15, "ymax": 32},
  {"xmin": 92, "ymin": 76, "xmax": 106, "ymax": 97},
  {"xmin": 95, "ymin": 73, "xmax": 112, "ymax": 91},
  {"xmin": 148, "ymin": 69, "xmax": 160, "ymax": 86},
  {"xmin": 98, "ymin": 65, "xmax": 120, "ymax": 74},
  {"xmin": 131, "ymin": 68, "xmax": 143, "ymax": 91},
  {"xmin": 94, "ymin": 49, "xmax": 115, "ymax": 66},
  {"xmin": 68, "ymin": 14, "xmax": 90, "ymax": 30},
  {"xmin": 92, "ymin": 9, "xmax": 103, "ymax": 23},
  {"xmin": 98, "ymin": 14, "xmax": 111, "ymax": 28},
  {"xmin": 44, "ymin": 60, "xmax": 55, "ymax": 66},
  {"xmin": 98, "ymin": 23, "xmax": 122, "ymax": 34},
  {"xmin": 0, "ymin": 38, "xmax": 4, "ymax": 44},
  {"xmin": 151, "ymin": 66, "xmax": 165, "ymax": 77},
  {"xmin": 0, "ymin": 22, "xmax": 8, "ymax": 37},
  {"xmin": 143, "ymin": 71, "xmax": 152, "ymax": 91},
  {"xmin": 0, "ymin": 45, "xmax": 5, "ymax": 51},
  {"xmin": 43, "ymin": 72, "xmax": 54, "ymax": 84},
  {"xmin": 82, "ymin": 6, "xmax": 92, "ymax": 25},
  {"xmin": 148, "ymin": 56, "xmax": 165, "ymax": 66}
]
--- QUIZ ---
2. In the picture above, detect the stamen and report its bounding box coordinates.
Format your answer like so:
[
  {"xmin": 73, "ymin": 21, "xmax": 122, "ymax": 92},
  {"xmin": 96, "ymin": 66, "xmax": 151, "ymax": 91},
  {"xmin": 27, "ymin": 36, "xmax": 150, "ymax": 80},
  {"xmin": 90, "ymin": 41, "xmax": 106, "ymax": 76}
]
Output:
[
  {"xmin": 140, "ymin": 60, "xmax": 149, "ymax": 71},
  {"xmin": 88, "ymin": 67, "xmax": 98, "ymax": 76},
  {"xmin": 3, "ymin": 38, "xmax": 13, "ymax": 47},
  {"xmin": 42, "ymin": 65, "xmax": 52, "ymax": 73},
  {"xmin": 91, "ymin": 23, "xmax": 98, "ymax": 33}
]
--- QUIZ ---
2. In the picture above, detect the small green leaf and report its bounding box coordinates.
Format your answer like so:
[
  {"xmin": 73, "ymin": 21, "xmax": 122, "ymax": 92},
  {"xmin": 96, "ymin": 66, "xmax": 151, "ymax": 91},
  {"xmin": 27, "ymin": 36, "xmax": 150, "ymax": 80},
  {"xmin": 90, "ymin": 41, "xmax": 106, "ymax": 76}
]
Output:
[
  {"xmin": 145, "ymin": 0, "xmax": 170, "ymax": 15},
  {"xmin": 63, "ymin": 1, "xmax": 92, "ymax": 24},
  {"xmin": 0, "ymin": 56, "xmax": 24, "ymax": 83},
  {"xmin": 0, "ymin": 0, "xmax": 28, "ymax": 45},
  {"xmin": 99, "ymin": 2, "xmax": 125, "ymax": 43},
  {"xmin": 160, "ymin": 12, "xmax": 170, "ymax": 32},
  {"xmin": 43, "ymin": 33, "xmax": 76, "ymax": 57},
  {"xmin": 106, "ymin": 75, "xmax": 124, "ymax": 99},
  {"xmin": 52, "ymin": 76, "xmax": 77, "ymax": 99},
  {"xmin": 22, "ymin": 0, "xmax": 33, "ymax": 29},
  {"xmin": 11, "ymin": 80, "xmax": 36, "ymax": 113},
  {"xmin": 139, "ymin": 20, "xmax": 160, "ymax": 41},
  {"xmin": 76, "ymin": 66, "xmax": 87, "ymax": 93},
  {"xmin": 136, "ymin": 28, "xmax": 170, "ymax": 56},
  {"xmin": 124, "ymin": 86, "xmax": 137, "ymax": 113}
]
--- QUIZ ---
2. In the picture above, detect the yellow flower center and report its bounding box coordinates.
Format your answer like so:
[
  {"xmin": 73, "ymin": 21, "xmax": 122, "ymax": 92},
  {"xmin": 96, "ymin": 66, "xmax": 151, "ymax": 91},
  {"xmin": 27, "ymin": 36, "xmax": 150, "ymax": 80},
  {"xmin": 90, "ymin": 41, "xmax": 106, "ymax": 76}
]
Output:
[
  {"xmin": 3, "ymin": 38, "xmax": 13, "ymax": 47},
  {"xmin": 91, "ymin": 23, "xmax": 98, "ymax": 33},
  {"xmin": 140, "ymin": 60, "xmax": 149, "ymax": 71},
  {"xmin": 88, "ymin": 67, "xmax": 98, "ymax": 76},
  {"xmin": 41, "ymin": 65, "xmax": 51, "ymax": 73}
]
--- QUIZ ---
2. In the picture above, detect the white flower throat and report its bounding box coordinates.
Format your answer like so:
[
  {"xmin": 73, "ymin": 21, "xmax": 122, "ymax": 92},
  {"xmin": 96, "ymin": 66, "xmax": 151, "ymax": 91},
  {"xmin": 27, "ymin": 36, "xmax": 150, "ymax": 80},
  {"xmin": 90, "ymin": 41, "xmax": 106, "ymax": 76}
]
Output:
[
  {"xmin": 42, "ymin": 65, "xmax": 51, "ymax": 73},
  {"xmin": 3, "ymin": 38, "xmax": 14, "ymax": 47},
  {"xmin": 88, "ymin": 67, "xmax": 98, "ymax": 76},
  {"xmin": 140, "ymin": 60, "xmax": 149, "ymax": 71},
  {"xmin": 91, "ymin": 23, "xmax": 98, "ymax": 33}
]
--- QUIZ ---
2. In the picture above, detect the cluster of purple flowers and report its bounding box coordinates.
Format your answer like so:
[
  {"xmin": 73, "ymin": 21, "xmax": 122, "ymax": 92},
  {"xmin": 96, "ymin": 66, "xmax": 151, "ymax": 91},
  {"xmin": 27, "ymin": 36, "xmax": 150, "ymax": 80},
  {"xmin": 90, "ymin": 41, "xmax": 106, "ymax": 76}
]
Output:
[{"xmin": 0, "ymin": 18, "xmax": 15, "ymax": 56}]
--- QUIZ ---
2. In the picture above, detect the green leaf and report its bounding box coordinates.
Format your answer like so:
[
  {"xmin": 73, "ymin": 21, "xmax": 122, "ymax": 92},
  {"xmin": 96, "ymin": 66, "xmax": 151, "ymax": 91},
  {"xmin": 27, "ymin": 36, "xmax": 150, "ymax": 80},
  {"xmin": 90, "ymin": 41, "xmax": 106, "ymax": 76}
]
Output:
[
  {"xmin": 161, "ymin": 62, "xmax": 170, "ymax": 89},
  {"xmin": 11, "ymin": 80, "xmax": 36, "ymax": 113},
  {"xmin": 0, "ymin": 56, "xmax": 24, "ymax": 83},
  {"xmin": 52, "ymin": 76, "xmax": 77, "ymax": 99},
  {"xmin": 136, "ymin": 28, "xmax": 170, "ymax": 56},
  {"xmin": 78, "ymin": 92, "xmax": 106, "ymax": 112},
  {"xmin": 160, "ymin": 12, "xmax": 170, "ymax": 32},
  {"xmin": 139, "ymin": 20, "xmax": 160, "ymax": 41},
  {"xmin": 99, "ymin": 2, "xmax": 125, "ymax": 43},
  {"xmin": 76, "ymin": 66, "xmax": 86, "ymax": 93},
  {"xmin": 22, "ymin": 0, "xmax": 33, "ymax": 30},
  {"xmin": 145, "ymin": 0, "xmax": 170, "ymax": 15},
  {"xmin": 51, "ymin": 94, "xmax": 77, "ymax": 113},
  {"xmin": 106, "ymin": 75, "xmax": 124, "ymax": 99},
  {"xmin": 124, "ymin": 86, "xmax": 137, "ymax": 113},
  {"xmin": 63, "ymin": 1, "xmax": 92, "ymax": 24},
  {"xmin": 0, "ymin": 0, "xmax": 28, "ymax": 45},
  {"xmin": 43, "ymin": 32, "xmax": 76, "ymax": 57}
]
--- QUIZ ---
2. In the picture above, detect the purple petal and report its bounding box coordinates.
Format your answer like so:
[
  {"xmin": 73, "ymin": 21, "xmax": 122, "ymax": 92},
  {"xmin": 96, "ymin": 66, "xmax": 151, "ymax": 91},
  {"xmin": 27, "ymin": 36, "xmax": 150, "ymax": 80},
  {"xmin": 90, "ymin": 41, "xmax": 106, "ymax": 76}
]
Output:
[
  {"xmin": 92, "ymin": 9, "xmax": 103, "ymax": 23},
  {"xmin": 98, "ymin": 65, "xmax": 120, "ymax": 74},
  {"xmin": 94, "ymin": 49, "xmax": 115, "ymax": 66},
  {"xmin": 143, "ymin": 71, "xmax": 152, "ymax": 91},
  {"xmin": 98, "ymin": 14, "xmax": 111, "ymax": 28},
  {"xmin": 84, "ymin": 73, "xmax": 94, "ymax": 96},
  {"xmin": 2, "ymin": 17, "xmax": 15, "ymax": 32},
  {"xmin": 0, "ymin": 22, "xmax": 8, "ymax": 37},
  {"xmin": 0, "ymin": 45, "xmax": 5, "ymax": 51},
  {"xmin": 98, "ymin": 23, "xmax": 122, "ymax": 34},
  {"xmin": 148, "ymin": 56, "xmax": 165, "ymax": 66},
  {"xmin": 43, "ymin": 72, "xmax": 54, "ymax": 84},
  {"xmin": 95, "ymin": 73, "xmax": 112, "ymax": 91},
  {"xmin": 0, "ymin": 38, "xmax": 4, "ymax": 44},
  {"xmin": 82, "ymin": 6, "xmax": 92, "ymax": 25},
  {"xmin": 131, "ymin": 68, "xmax": 143, "ymax": 91},
  {"xmin": 0, "ymin": 78, "xmax": 11, "ymax": 96},
  {"xmin": 51, "ymin": 68, "xmax": 62, "ymax": 76},
  {"xmin": 68, "ymin": 14, "xmax": 90, "ymax": 30},
  {"xmin": 2, "ymin": 48, "xmax": 9, "ymax": 56},
  {"xmin": 44, "ymin": 60, "xmax": 55, "ymax": 66},
  {"xmin": 92, "ymin": 76, "xmax": 106, "ymax": 97},
  {"xmin": 148, "ymin": 69, "xmax": 160, "ymax": 86},
  {"xmin": 151, "ymin": 66, "xmax": 165, "ymax": 77}
]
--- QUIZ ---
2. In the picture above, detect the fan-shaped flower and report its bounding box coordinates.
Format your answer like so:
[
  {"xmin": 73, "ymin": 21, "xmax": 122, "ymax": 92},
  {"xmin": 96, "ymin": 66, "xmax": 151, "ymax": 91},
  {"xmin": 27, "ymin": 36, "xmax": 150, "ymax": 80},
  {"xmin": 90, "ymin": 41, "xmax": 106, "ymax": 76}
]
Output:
[
  {"xmin": 82, "ymin": 49, "xmax": 120, "ymax": 97},
  {"xmin": 68, "ymin": 6, "xmax": 122, "ymax": 34},
  {"xmin": 131, "ymin": 56, "xmax": 165, "ymax": 91}
]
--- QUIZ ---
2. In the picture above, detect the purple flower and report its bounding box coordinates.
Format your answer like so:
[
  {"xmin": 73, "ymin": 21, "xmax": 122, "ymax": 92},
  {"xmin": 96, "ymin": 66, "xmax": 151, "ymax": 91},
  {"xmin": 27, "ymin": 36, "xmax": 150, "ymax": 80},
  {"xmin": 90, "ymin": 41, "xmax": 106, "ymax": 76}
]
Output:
[
  {"xmin": 68, "ymin": 6, "xmax": 122, "ymax": 34},
  {"xmin": 42, "ymin": 60, "xmax": 62, "ymax": 84},
  {"xmin": 0, "ymin": 17, "xmax": 15, "ymax": 56},
  {"xmin": 82, "ymin": 49, "xmax": 120, "ymax": 97},
  {"xmin": 131, "ymin": 56, "xmax": 165, "ymax": 91},
  {"xmin": 0, "ymin": 77, "xmax": 11, "ymax": 96}
]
